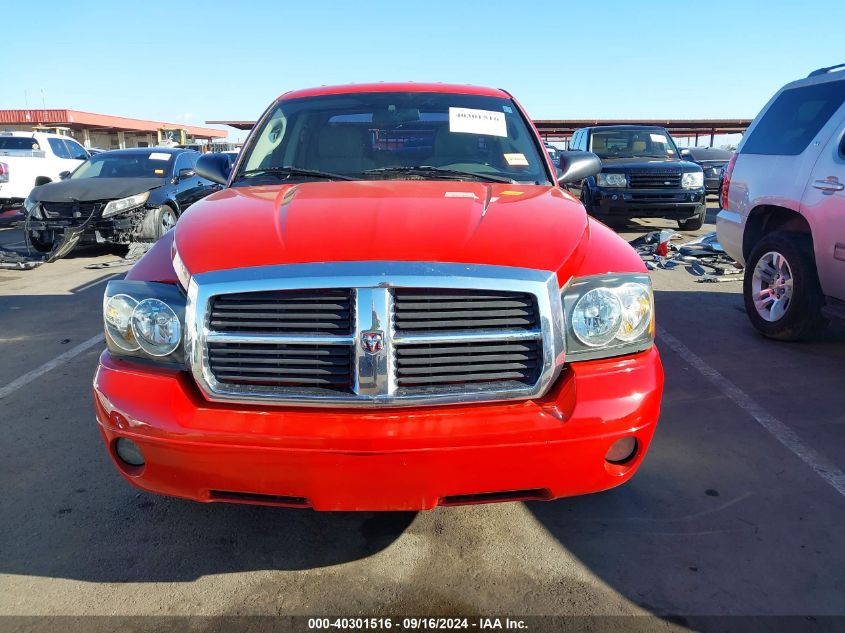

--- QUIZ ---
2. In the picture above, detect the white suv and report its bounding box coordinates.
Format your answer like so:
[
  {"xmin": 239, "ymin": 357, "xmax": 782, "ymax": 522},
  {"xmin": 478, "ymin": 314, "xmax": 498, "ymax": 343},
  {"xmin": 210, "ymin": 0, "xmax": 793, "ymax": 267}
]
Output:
[{"xmin": 717, "ymin": 63, "xmax": 845, "ymax": 340}]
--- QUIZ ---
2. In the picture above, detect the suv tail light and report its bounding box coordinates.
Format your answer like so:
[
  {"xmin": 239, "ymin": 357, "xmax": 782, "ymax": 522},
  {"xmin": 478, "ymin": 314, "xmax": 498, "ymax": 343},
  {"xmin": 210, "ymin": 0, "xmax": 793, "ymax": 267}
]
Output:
[
  {"xmin": 720, "ymin": 153, "xmax": 737, "ymax": 210},
  {"xmin": 0, "ymin": 162, "xmax": 8, "ymax": 183}
]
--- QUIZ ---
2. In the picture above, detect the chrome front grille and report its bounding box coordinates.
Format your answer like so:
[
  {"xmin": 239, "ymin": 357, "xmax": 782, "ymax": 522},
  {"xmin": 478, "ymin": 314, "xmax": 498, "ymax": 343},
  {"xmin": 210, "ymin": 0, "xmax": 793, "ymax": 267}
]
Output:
[{"xmin": 186, "ymin": 262, "xmax": 564, "ymax": 407}]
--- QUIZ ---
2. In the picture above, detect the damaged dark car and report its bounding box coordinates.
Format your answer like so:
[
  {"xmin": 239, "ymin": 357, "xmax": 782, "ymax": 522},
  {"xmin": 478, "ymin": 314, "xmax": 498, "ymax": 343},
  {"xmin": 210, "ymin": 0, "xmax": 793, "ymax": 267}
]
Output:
[{"xmin": 24, "ymin": 148, "xmax": 218, "ymax": 257}]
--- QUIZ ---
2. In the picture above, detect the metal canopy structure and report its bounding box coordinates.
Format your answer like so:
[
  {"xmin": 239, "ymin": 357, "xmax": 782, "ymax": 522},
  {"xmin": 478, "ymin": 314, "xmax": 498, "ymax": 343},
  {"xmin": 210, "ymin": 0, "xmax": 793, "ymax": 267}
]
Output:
[
  {"xmin": 206, "ymin": 117, "xmax": 753, "ymax": 147},
  {"xmin": 533, "ymin": 118, "xmax": 752, "ymax": 145},
  {"xmin": 1, "ymin": 109, "xmax": 227, "ymax": 139}
]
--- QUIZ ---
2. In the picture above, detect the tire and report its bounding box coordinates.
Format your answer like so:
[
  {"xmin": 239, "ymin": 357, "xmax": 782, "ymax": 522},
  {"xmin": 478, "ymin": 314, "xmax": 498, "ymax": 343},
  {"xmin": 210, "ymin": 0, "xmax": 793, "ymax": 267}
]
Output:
[
  {"xmin": 677, "ymin": 209, "xmax": 705, "ymax": 231},
  {"xmin": 27, "ymin": 229, "xmax": 56, "ymax": 253},
  {"xmin": 138, "ymin": 205, "xmax": 178, "ymax": 241},
  {"xmin": 579, "ymin": 188, "xmax": 594, "ymax": 215},
  {"xmin": 743, "ymin": 230, "xmax": 827, "ymax": 341}
]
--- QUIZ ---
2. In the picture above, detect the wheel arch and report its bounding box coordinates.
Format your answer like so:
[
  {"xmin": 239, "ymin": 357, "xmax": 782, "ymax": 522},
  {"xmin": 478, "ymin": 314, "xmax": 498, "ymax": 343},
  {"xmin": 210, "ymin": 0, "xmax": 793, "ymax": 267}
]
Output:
[
  {"xmin": 742, "ymin": 205, "xmax": 813, "ymax": 261},
  {"xmin": 162, "ymin": 199, "xmax": 180, "ymax": 216}
]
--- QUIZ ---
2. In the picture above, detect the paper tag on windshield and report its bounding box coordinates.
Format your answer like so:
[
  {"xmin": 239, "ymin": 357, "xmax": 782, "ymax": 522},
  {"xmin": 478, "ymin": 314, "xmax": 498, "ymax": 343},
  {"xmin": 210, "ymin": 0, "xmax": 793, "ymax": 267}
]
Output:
[
  {"xmin": 649, "ymin": 134, "xmax": 667, "ymax": 144},
  {"xmin": 504, "ymin": 153, "xmax": 529, "ymax": 166},
  {"xmin": 449, "ymin": 107, "xmax": 507, "ymax": 137},
  {"xmin": 149, "ymin": 152, "xmax": 170, "ymax": 160}
]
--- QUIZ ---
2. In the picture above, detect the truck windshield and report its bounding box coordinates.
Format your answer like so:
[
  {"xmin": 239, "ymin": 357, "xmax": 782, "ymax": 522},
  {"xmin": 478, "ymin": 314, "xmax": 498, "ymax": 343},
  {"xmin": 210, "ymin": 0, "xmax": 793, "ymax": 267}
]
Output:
[
  {"xmin": 590, "ymin": 129, "xmax": 679, "ymax": 159},
  {"xmin": 236, "ymin": 92, "xmax": 551, "ymax": 185},
  {"xmin": 71, "ymin": 152, "xmax": 172, "ymax": 179}
]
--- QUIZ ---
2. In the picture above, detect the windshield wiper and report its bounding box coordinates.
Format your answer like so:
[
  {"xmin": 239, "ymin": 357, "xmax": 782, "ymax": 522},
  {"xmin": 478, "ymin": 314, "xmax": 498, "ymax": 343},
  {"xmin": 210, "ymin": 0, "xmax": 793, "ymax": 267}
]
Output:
[
  {"xmin": 361, "ymin": 166, "xmax": 516, "ymax": 184},
  {"xmin": 238, "ymin": 167, "xmax": 355, "ymax": 181}
]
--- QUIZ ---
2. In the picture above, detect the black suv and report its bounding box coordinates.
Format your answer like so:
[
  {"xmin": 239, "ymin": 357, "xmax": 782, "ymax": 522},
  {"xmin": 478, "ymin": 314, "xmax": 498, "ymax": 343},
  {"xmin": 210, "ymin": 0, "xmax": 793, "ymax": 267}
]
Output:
[
  {"xmin": 680, "ymin": 146, "xmax": 734, "ymax": 195},
  {"xmin": 568, "ymin": 125, "xmax": 707, "ymax": 230}
]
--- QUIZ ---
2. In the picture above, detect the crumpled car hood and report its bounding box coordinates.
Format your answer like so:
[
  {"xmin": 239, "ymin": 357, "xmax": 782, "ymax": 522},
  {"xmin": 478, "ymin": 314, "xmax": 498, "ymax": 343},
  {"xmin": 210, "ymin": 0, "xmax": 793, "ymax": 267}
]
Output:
[
  {"xmin": 29, "ymin": 177, "xmax": 164, "ymax": 202},
  {"xmin": 174, "ymin": 180, "xmax": 590, "ymax": 277}
]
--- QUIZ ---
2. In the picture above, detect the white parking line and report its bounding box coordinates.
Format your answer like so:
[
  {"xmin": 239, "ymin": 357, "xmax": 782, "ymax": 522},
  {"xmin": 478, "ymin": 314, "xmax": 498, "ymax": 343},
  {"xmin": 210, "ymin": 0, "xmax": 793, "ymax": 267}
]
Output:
[
  {"xmin": 0, "ymin": 333, "xmax": 104, "ymax": 400},
  {"xmin": 658, "ymin": 325, "xmax": 845, "ymax": 498}
]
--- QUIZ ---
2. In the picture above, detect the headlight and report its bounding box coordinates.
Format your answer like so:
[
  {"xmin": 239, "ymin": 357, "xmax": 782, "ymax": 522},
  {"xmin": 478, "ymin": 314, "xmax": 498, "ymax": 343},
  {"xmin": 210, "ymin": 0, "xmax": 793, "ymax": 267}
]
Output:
[
  {"xmin": 596, "ymin": 173, "xmax": 627, "ymax": 187},
  {"xmin": 563, "ymin": 274, "xmax": 654, "ymax": 361},
  {"xmin": 132, "ymin": 299, "xmax": 181, "ymax": 356},
  {"xmin": 104, "ymin": 294, "xmax": 140, "ymax": 351},
  {"xmin": 102, "ymin": 191, "xmax": 150, "ymax": 218},
  {"xmin": 681, "ymin": 171, "xmax": 704, "ymax": 188},
  {"xmin": 23, "ymin": 195, "xmax": 37, "ymax": 214},
  {"xmin": 103, "ymin": 280, "xmax": 186, "ymax": 366}
]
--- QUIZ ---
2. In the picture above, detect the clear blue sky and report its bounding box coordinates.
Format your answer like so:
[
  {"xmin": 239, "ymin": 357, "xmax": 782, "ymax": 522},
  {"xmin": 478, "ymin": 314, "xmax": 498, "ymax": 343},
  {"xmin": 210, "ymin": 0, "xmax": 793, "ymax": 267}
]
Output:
[{"xmin": 4, "ymin": 0, "xmax": 844, "ymax": 141}]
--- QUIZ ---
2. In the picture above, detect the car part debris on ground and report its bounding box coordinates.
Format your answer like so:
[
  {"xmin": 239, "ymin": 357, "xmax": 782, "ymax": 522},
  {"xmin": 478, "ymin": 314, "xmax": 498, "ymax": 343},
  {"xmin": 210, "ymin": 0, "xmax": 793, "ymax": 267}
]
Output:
[
  {"xmin": 629, "ymin": 230, "xmax": 743, "ymax": 282},
  {"xmin": 83, "ymin": 242, "xmax": 152, "ymax": 269},
  {"xmin": 0, "ymin": 220, "xmax": 153, "ymax": 271}
]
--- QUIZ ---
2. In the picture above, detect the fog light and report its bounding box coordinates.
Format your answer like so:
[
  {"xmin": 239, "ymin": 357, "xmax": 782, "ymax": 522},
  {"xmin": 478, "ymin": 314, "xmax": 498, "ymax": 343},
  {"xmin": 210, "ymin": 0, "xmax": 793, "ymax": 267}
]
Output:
[
  {"xmin": 605, "ymin": 437, "xmax": 638, "ymax": 464},
  {"xmin": 115, "ymin": 438, "xmax": 145, "ymax": 466}
]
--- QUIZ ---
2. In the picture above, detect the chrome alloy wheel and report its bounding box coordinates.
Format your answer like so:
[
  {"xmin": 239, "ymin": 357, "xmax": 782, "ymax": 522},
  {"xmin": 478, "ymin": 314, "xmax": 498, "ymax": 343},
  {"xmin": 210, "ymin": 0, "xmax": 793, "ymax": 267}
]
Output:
[{"xmin": 752, "ymin": 250, "xmax": 794, "ymax": 322}]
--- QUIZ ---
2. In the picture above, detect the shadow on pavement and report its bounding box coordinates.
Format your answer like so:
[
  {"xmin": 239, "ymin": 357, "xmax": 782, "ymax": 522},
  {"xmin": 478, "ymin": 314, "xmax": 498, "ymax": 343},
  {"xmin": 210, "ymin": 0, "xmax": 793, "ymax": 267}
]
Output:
[{"xmin": 529, "ymin": 288, "xmax": 845, "ymax": 617}]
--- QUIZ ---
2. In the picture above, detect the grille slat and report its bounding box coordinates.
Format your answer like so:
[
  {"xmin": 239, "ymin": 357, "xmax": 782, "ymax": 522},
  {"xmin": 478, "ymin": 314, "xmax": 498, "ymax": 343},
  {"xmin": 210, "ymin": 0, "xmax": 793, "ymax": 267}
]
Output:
[
  {"xmin": 400, "ymin": 361, "xmax": 539, "ymax": 376},
  {"xmin": 398, "ymin": 352, "xmax": 536, "ymax": 366},
  {"xmin": 210, "ymin": 319, "xmax": 349, "ymax": 330},
  {"xmin": 394, "ymin": 288, "xmax": 538, "ymax": 332},
  {"xmin": 400, "ymin": 371, "xmax": 533, "ymax": 385},
  {"xmin": 209, "ymin": 289, "xmax": 353, "ymax": 334}
]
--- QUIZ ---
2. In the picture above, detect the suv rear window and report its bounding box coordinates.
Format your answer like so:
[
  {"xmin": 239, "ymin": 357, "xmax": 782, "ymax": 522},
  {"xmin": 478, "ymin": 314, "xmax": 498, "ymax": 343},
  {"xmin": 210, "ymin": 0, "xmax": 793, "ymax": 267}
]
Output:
[
  {"xmin": 742, "ymin": 80, "xmax": 845, "ymax": 156},
  {"xmin": 0, "ymin": 137, "xmax": 41, "ymax": 151}
]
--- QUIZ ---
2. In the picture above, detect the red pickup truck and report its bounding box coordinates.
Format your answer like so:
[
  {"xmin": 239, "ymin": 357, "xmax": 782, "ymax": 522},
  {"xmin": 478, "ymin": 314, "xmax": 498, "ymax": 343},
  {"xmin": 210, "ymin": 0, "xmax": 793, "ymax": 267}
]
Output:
[{"xmin": 94, "ymin": 83, "xmax": 664, "ymax": 511}]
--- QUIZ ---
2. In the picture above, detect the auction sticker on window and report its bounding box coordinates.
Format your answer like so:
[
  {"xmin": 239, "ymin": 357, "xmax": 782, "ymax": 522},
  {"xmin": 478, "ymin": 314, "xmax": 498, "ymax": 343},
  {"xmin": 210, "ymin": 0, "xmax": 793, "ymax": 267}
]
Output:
[
  {"xmin": 649, "ymin": 133, "xmax": 668, "ymax": 144},
  {"xmin": 449, "ymin": 107, "xmax": 507, "ymax": 137},
  {"xmin": 149, "ymin": 152, "xmax": 171, "ymax": 161},
  {"xmin": 503, "ymin": 153, "xmax": 529, "ymax": 166}
]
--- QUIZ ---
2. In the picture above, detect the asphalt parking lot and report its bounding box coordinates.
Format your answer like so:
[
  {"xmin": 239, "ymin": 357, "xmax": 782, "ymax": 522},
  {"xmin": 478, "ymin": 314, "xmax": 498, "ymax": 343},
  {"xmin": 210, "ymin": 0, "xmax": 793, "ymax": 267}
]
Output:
[{"xmin": 1, "ymin": 203, "xmax": 844, "ymax": 624}]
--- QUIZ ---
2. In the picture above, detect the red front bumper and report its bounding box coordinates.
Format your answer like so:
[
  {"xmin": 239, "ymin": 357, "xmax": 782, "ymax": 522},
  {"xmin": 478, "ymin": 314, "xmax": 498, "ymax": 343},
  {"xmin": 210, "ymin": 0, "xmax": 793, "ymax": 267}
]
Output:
[{"xmin": 93, "ymin": 347, "xmax": 663, "ymax": 511}]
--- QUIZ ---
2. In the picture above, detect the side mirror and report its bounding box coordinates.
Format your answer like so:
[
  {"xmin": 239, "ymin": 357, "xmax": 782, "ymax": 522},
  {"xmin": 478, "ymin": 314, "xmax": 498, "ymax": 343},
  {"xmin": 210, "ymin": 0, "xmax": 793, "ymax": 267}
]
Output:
[
  {"xmin": 59, "ymin": 171, "xmax": 72, "ymax": 180},
  {"xmin": 34, "ymin": 176, "xmax": 52, "ymax": 187},
  {"xmin": 195, "ymin": 153, "xmax": 231, "ymax": 185},
  {"xmin": 177, "ymin": 168, "xmax": 195, "ymax": 181},
  {"xmin": 557, "ymin": 151, "xmax": 602, "ymax": 185}
]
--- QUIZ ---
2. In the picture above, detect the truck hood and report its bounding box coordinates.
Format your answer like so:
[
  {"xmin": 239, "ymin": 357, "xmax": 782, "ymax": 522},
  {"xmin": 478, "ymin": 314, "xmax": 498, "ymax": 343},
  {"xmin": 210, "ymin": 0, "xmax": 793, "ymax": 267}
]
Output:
[
  {"xmin": 598, "ymin": 157, "xmax": 700, "ymax": 172},
  {"xmin": 174, "ymin": 180, "xmax": 590, "ymax": 276},
  {"xmin": 29, "ymin": 177, "xmax": 164, "ymax": 203}
]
